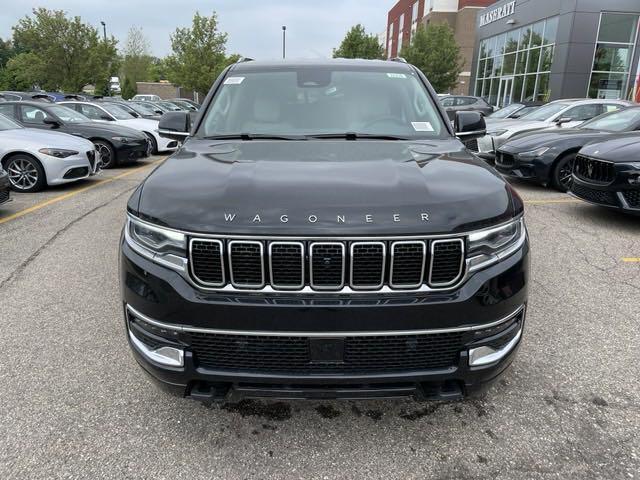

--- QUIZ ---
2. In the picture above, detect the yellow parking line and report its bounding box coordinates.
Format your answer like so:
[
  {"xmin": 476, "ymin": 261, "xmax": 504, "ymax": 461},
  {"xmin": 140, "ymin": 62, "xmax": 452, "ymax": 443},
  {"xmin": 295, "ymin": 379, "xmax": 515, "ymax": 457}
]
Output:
[
  {"xmin": 622, "ymin": 258, "xmax": 640, "ymax": 263},
  {"xmin": 524, "ymin": 199, "xmax": 583, "ymax": 205},
  {"xmin": 0, "ymin": 159, "xmax": 162, "ymax": 226}
]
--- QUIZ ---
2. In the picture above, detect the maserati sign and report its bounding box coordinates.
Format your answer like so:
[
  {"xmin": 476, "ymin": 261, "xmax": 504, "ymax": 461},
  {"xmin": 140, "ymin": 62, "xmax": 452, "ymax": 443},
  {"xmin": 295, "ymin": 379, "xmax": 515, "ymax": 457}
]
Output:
[{"xmin": 479, "ymin": 1, "xmax": 516, "ymax": 27}]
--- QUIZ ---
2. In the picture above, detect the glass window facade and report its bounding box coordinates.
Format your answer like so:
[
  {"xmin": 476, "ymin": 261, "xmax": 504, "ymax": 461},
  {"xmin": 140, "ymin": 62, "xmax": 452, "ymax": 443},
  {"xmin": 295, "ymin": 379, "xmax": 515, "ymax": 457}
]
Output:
[
  {"xmin": 475, "ymin": 16, "xmax": 558, "ymax": 106},
  {"xmin": 588, "ymin": 12, "xmax": 640, "ymax": 99}
]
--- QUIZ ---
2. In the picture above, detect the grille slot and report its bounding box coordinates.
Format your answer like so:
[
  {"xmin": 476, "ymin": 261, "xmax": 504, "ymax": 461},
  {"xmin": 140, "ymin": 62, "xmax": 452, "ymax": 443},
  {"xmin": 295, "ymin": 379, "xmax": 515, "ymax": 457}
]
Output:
[
  {"xmin": 189, "ymin": 331, "xmax": 465, "ymax": 373},
  {"xmin": 390, "ymin": 241, "xmax": 426, "ymax": 288},
  {"xmin": 622, "ymin": 190, "xmax": 640, "ymax": 208},
  {"xmin": 571, "ymin": 183, "xmax": 618, "ymax": 206},
  {"xmin": 269, "ymin": 242, "xmax": 304, "ymax": 289},
  {"xmin": 228, "ymin": 241, "xmax": 265, "ymax": 288},
  {"xmin": 464, "ymin": 138, "xmax": 479, "ymax": 153},
  {"xmin": 350, "ymin": 242, "xmax": 385, "ymax": 290},
  {"xmin": 190, "ymin": 239, "xmax": 225, "ymax": 286},
  {"xmin": 310, "ymin": 242, "xmax": 345, "ymax": 290},
  {"xmin": 429, "ymin": 239, "xmax": 464, "ymax": 287},
  {"xmin": 496, "ymin": 152, "xmax": 515, "ymax": 167},
  {"xmin": 574, "ymin": 155, "xmax": 615, "ymax": 184}
]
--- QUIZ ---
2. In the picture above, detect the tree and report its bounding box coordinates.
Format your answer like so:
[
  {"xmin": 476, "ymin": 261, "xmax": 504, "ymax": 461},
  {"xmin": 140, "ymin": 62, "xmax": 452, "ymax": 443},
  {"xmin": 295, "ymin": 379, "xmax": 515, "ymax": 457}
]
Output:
[
  {"xmin": 401, "ymin": 24, "xmax": 463, "ymax": 93},
  {"xmin": 0, "ymin": 52, "xmax": 42, "ymax": 90},
  {"xmin": 333, "ymin": 24, "xmax": 384, "ymax": 60},
  {"xmin": 121, "ymin": 26, "xmax": 152, "ymax": 85},
  {"xmin": 121, "ymin": 76, "xmax": 136, "ymax": 100},
  {"xmin": 148, "ymin": 57, "xmax": 169, "ymax": 82},
  {"xmin": 165, "ymin": 12, "xmax": 239, "ymax": 94},
  {"xmin": 12, "ymin": 8, "xmax": 118, "ymax": 92}
]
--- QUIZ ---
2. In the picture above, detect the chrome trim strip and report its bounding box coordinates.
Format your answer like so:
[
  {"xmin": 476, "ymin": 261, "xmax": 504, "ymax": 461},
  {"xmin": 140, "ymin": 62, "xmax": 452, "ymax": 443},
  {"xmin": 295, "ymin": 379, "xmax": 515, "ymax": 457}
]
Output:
[
  {"xmin": 350, "ymin": 241, "xmax": 386, "ymax": 291},
  {"xmin": 268, "ymin": 241, "xmax": 305, "ymax": 290},
  {"xmin": 468, "ymin": 328, "xmax": 522, "ymax": 367},
  {"xmin": 189, "ymin": 238, "xmax": 225, "ymax": 287},
  {"xmin": 126, "ymin": 304, "xmax": 525, "ymax": 337},
  {"xmin": 428, "ymin": 238, "xmax": 465, "ymax": 288},
  {"xmin": 228, "ymin": 240, "xmax": 265, "ymax": 289},
  {"xmin": 128, "ymin": 328, "xmax": 184, "ymax": 368},
  {"xmin": 389, "ymin": 241, "xmax": 426, "ymax": 289},
  {"xmin": 309, "ymin": 242, "xmax": 346, "ymax": 291}
]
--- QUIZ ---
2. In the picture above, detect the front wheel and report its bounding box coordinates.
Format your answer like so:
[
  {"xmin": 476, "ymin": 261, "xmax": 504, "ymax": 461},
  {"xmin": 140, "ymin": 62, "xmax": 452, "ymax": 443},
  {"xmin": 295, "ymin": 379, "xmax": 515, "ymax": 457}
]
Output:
[
  {"xmin": 144, "ymin": 133, "xmax": 158, "ymax": 156},
  {"xmin": 551, "ymin": 153, "xmax": 576, "ymax": 192},
  {"xmin": 93, "ymin": 140, "xmax": 116, "ymax": 169},
  {"xmin": 4, "ymin": 155, "xmax": 46, "ymax": 192}
]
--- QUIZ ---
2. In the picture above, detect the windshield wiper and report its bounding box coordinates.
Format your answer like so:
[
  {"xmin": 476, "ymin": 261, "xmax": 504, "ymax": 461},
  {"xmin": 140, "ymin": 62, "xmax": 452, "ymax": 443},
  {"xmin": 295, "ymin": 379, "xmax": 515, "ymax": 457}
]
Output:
[
  {"xmin": 307, "ymin": 132, "xmax": 410, "ymax": 141},
  {"xmin": 203, "ymin": 133, "xmax": 306, "ymax": 141}
]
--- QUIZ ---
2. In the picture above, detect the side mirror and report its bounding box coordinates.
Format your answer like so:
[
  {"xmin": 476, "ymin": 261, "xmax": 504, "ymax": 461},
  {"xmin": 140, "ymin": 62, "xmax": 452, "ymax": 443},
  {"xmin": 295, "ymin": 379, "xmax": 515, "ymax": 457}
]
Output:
[
  {"xmin": 155, "ymin": 109, "xmax": 163, "ymax": 115},
  {"xmin": 159, "ymin": 111, "xmax": 191, "ymax": 141},
  {"xmin": 100, "ymin": 115, "xmax": 114, "ymax": 121},
  {"xmin": 455, "ymin": 111, "xmax": 486, "ymax": 141},
  {"xmin": 43, "ymin": 118, "xmax": 61, "ymax": 128},
  {"xmin": 555, "ymin": 117, "xmax": 573, "ymax": 126}
]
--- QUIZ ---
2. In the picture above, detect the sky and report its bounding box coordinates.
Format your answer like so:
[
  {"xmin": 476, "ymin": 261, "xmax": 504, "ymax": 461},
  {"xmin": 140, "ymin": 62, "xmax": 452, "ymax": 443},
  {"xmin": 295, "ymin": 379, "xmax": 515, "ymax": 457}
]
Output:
[{"xmin": 0, "ymin": 0, "xmax": 391, "ymax": 59}]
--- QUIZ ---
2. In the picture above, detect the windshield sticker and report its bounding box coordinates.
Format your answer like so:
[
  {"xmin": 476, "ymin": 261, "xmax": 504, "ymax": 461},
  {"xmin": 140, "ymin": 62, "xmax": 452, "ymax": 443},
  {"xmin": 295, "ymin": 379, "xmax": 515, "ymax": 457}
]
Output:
[
  {"xmin": 387, "ymin": 73, "xmax": 407, "ymax": 79},
  {"xmin": 224, "ymin": 77, "xmax": 245, "ymax": 85},
  {"xmin": 412, "ymin": 122, "xmax": 434, "ymax": 132}
]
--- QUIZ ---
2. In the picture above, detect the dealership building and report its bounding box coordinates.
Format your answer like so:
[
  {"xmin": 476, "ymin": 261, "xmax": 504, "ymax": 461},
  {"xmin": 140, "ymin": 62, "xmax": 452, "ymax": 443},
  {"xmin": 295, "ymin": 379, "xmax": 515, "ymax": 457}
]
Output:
[{"xmin": 470, "ymin": 0, "xmax": 640, "ymax": 106}]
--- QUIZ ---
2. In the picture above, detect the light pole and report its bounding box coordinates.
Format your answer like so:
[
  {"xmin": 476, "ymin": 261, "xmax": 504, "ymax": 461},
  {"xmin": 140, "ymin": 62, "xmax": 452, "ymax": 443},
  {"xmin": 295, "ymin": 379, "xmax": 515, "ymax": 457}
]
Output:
[
  {"xmin": 282, "ymin": 26, "xmax": 286, "ymax": 59},
  {"xmin": 100, "ymin": 21, "xmax": 107, "ymax": 42}
]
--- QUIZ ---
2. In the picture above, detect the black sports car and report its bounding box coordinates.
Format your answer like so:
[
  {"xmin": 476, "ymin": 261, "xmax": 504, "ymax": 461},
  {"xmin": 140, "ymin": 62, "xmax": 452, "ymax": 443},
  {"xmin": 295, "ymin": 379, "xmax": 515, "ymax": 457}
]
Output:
[
  {"xmin": 0, "ymin": 101, "xmax": 149, "ymax": 168},
  {"xmin": 495, "ymin": 107, "xmax": 640, "ymax": 191},
  {"xmin": 570, "ymin": 134, "xmax": 640, "ymax": 215}
]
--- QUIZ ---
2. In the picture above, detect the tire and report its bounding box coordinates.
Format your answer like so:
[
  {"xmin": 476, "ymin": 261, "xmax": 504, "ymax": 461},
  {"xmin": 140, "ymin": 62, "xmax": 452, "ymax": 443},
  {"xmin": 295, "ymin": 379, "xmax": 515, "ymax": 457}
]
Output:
[
  {"xmin": 551, "ymin": 152, "xmax": 577, "ymax": 192},
  {"xmin": 144, "ymin": 133, "xmax": 158, "ymax": 155},
  {"xmin": 93, "ymin": 139, "xmax": 117, "ymax": 169},
  {"xmin": 3, "ymin": 154, "xmax": 46, "ymax": 193}
]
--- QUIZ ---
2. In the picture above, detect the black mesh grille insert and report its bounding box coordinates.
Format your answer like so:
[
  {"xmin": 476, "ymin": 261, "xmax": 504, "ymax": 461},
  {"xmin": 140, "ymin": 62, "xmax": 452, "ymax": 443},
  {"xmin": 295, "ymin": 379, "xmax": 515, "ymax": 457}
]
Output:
[
  {"xmin": 496, "ymin": 152, "xmax": 515, "ymax": 167},
  {"xmin": 430, "ymin": 240, "xmax": 463, "ymax": 286},
  {"xmin": 391, "ymin": 242, "xmax": 425, "ymax": 287},
  {"xmin": 574, "ymin": 155, "xmax": 615, "ymax": 184},
  {"xmin": 311, "ymin": 243, "xmax": 344, "ymax": 288},
  {"xmin": 622, "ymin": 190, "xmax": 640, "ymax": 207},
  {"xmin": 464, "ymin": 138, "xmax": 479, "ymax": 152},
  {"xmin": 270, "ymin": 243, "xmax": 304, "ymax": 288},
  {"xmin": 229, "ymin": 242, "xmax": 264, "ymax": 287},
  {"xmin": 189, "ymin": 332, "xmax": 465, "ymax": 373},
  {"xmin": 191, "ymin": 240, "xmax": 224, "ymax": 285},
  {"xmin": 571, "ymin": 183, "xmax": 618, "ymax": 206},
  {"xmin": 351, "ymin": 243, "xmax": 384, "ymax": 288}
]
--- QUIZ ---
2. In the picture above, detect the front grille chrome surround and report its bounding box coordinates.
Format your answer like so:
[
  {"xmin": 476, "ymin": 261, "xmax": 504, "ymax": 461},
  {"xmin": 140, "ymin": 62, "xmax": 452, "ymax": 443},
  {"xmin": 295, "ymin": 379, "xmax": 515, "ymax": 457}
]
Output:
[
  {"xmin": 228, "ymin": 240, "xmax": 265, "ymax": 289},
  {"xmin": 350, "ymin": 242, "xmax": 386, "ymax": 290},
  {"xmin": 269, "ymin": 241, "xmax": 305, "ymax": 290},
  {"xmin": 389, "ymin": 241, "xmax": 427, "ymax": 289},
  {"xmin": 429, "ymin": 238, "xmax": 465, "ymax": 287},
  {"xmin": 189, "ymin": 238, "xmax": 225, "ymax": 287},
  {"xmin": 309, "ymin": 242, "xmax": 346, "ymax": 290}
]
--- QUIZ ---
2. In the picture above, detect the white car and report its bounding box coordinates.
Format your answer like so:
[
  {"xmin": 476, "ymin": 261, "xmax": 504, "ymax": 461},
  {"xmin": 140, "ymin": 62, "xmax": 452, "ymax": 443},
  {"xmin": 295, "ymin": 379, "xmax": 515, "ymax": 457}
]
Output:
[
  {"xmin": 0, "ymin": 113, "xmax": 100, "ymax": 192},
  {"xmin": 132, "ymin": 94, "xmax": 161, "ymax": 102},
  {"xmin": 473, "ymin": 99, "xmax": 634, "ymax": 160},
  {"xmin": 59, "ymin": 101, "xmax": 178, "ymax": 154}
]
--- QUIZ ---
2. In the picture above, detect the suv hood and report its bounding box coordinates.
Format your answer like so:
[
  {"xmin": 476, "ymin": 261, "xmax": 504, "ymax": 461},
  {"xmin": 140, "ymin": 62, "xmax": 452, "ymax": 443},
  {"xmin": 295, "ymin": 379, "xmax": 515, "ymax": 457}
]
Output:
[{"xmin": 134, "ymin": 139, "xmax": 520, "ymax": 235}]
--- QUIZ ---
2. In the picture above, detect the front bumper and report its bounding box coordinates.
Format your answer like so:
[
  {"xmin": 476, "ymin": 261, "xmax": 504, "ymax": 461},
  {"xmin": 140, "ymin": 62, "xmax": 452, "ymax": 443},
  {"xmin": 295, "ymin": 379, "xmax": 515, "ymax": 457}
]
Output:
[
  {"xmin": 115, "ymin": 140, "xmax": 150, "ymax": 163},
  {"xmin": 120, "ymin": 236, "xmax": 530, "ymax": 401},
  {"xmin": 570, "ymin": 175, "xmax": 640, "ymax": 215},
  {"xmin": 0, "ymin": 171, "xmax": 11, "ymax": 204},
  {"xmin": 43, "ymin": 150, "xmax": 98, "ymax": 186},
  {"xmin": 495, "ymin": 148, "xmax": 555, "ymax": 185}
]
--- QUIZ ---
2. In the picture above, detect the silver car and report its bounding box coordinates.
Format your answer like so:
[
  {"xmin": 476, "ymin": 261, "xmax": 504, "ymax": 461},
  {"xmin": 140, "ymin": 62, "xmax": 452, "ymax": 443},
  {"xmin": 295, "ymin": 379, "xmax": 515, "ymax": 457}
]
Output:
[
  {"xmin": 0, "ymin": 113, "xmax": 100, "ymax": 192},
  {"xmin": 472, "ymin": 99, "xmax": 634, "ymax": 160}
]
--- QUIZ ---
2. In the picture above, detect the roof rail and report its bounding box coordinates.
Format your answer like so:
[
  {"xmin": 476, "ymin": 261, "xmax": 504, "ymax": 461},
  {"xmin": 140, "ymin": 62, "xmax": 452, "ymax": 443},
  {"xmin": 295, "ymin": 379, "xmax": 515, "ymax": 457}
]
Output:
[{"xmin": 389, "ymin": 57, "xmax": 408, "ymax": 63}]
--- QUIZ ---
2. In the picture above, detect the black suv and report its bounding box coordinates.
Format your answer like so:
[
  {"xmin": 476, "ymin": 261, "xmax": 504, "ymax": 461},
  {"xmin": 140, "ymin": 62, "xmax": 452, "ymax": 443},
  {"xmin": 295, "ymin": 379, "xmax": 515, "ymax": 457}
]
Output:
[{"xmin": 121, "ymin": 59, "xmax": 529, "ymax": 402}]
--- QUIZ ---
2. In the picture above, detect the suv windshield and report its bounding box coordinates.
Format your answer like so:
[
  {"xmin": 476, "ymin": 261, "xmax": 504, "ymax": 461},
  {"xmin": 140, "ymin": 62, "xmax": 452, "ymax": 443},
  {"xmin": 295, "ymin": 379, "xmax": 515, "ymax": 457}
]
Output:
[
  {"xmin": 199, "ymin": 67, "xmax": 445, "ymax": 139},
  {"xmin": 0, "ymin": 113, "xmax": 22, "ymax": 130},
  {"xmin": 48, "ymin": 105, "xmax": 90, "ymax": 123},
  {"xmin": 519, "ymin": 102, "xmax": 570, "ymax": 121},
  {"xmin": 581, "ymin": 108, "xmax": 640, "ymax": 132},
  {"xmin": 101, "ymin": 104, "xmax": 134, "ymax": 120}
]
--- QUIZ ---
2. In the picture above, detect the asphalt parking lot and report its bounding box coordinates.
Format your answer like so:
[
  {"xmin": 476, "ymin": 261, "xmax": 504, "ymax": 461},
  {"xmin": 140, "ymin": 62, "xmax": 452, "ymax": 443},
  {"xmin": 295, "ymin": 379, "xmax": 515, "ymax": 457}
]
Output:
[{"xmin": 0, "ymin": 156, "xmax": 638, "ymax": 479}]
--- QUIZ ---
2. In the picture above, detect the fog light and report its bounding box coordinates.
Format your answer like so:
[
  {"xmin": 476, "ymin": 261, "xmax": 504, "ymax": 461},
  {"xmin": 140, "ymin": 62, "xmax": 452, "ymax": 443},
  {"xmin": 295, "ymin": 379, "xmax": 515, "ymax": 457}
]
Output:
[
  {"xmin": 129, "ymin": 329, "xmax": 184, "ymax": 367},
  {"xmin": 468, "ymin": 328, "xmax": 522, "ymax": 367}
]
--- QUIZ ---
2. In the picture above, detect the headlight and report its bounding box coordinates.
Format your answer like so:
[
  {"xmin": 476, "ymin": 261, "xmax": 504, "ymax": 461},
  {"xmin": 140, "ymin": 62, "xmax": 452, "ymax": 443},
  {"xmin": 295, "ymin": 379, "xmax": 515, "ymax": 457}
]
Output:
[
  {"xmin": 38, "ymin": 148, "xmax": 79, "ymax": 158},
  {"xmin": 517, "ymin": 147, "xmax": 549, "ymax": 160},
  {"xmin": 487, "ymin": 129, "xmax": 508, "ymax": 137},
  {"xmin": 125, "ymin": 215, "xmax": 187, "ymax": 271},
  {"xmin": 112, "ymin": 136, "xmax": 133, "ymax": 143},
  {"xmin": 467, "ymin": 217, "xmax": 526, "ymax": 272}
]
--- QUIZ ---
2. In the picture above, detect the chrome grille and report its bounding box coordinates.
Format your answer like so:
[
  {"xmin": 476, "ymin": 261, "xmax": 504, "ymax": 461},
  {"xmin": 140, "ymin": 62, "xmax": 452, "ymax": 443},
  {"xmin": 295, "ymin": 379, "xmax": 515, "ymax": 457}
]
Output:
[
  {"xmin": 228, "ymin": 241, "xmax": 264, "ymax": 288},
  {"xmin": 310, "ymin": 243, "xmax": 345, "ymax": 290},
  {"xmin": 350, "ymin": 242, "xmax": 385, "ymax": 290},
  {"xmin": 269, "ymin": 242, "xmax": 304, "ymax": 289},
  {"xmin": 188, "ymin": 236, "xmax": 467, "ymax": 292},
  {"xmin": 574, "ymin": 155, "xmax": 615, "ymax": 184},
  {"xmin": 430, "ymin": 239, "xmax": 464, "ymax": 286}
]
